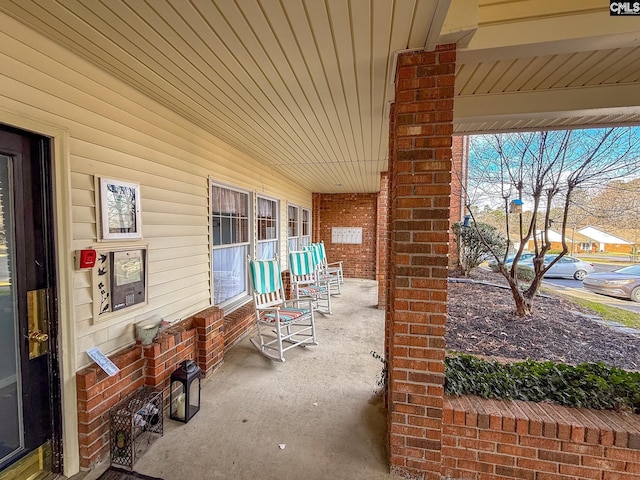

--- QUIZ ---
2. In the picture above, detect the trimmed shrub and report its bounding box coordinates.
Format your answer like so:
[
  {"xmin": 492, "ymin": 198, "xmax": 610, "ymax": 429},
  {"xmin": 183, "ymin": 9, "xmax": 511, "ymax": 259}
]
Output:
[
  {"xmin": 445, "ymin": 353, "xmax": 640, "ymax": 413},
  {"xmin": 516, "ymin": 264, "xmax": 535, "ymax": 281}
]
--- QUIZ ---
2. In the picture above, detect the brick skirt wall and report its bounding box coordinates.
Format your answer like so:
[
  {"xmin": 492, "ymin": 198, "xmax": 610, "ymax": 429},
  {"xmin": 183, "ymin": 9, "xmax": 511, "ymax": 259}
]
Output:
[
  {"xmin": 442, "ymin": 395, "xmax": 640, "ymax": 480},
  {"xmin": 76, "ymin": 304, "xmax": 251, "ymax": 470}
]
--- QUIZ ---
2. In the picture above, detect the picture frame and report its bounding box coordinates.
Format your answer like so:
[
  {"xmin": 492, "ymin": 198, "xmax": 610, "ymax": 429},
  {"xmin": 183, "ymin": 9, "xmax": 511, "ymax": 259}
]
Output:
[{"xmin": 99, "ymin": 177, "xmax": 142, "ymax": 240}]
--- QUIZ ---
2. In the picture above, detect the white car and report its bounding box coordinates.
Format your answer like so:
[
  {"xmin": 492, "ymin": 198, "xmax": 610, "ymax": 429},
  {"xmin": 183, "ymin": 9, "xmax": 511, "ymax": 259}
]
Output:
[
  {"xmin": 520, "ymin": 254, "xmax": 596, "ymax": 281},
  {"xmin": 487, "ymin": 252, "xmax": 535, "ymax": 271}
]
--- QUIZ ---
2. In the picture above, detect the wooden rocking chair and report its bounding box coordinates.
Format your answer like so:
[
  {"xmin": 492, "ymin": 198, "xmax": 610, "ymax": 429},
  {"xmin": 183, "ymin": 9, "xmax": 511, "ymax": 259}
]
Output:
[
  {"xmin": 248, "ymin": 256, "xmax": 317, "ymax": 362},
  {"xmin": 289, "ymin": 250, "xmax": 332, "ymax": 314}
]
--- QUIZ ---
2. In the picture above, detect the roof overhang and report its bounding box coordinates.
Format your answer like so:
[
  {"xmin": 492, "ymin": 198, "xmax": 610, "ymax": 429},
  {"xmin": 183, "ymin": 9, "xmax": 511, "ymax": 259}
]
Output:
[{"xmin": 0, "ymin": 0, "xmax": 638, "ymax": 192}]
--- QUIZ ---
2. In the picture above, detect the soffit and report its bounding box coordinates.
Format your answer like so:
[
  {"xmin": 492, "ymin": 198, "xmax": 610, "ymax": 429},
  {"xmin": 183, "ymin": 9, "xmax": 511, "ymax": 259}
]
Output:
[
  {"xmin": 1, "ymin": 1, "xmax": 639, "ymax": 193},
  {"xmin": 0, "ymin": 0, "xmax": 443, "ymax": 193},
  {"xmin": 453, "ymin": 0, "xmax": 640, "ymax": 134}
]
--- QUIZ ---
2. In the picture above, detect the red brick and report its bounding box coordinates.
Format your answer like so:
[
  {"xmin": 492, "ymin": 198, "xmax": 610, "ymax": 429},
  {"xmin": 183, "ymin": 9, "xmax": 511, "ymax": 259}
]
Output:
[
  {"xmin": 537, "ymin": 474, "xmax": 582, "ymax": 480},
  {"xmin": 477, "ymin": 452, "xmax": 515, "ymax": 466},
  {"xmin": 538, "ymin": 450, "xmax": 580, "ymax": 465},
  {"xmin": 603, "ymin": 473, "xmax": 640, "ymax": 480},
  {"xmin": 559, "ymin": 464, "xmax": 602, "ymax": 479},
  {"xmin": 606, "ymin": 447, "xmax": 640, "ymax": 462},
  {"xmin": 519, "ymin": 436, "xmax": 561, "ymax": 451},
  {"xmin": 495, "ymin": 465, "xmax": 535, "ymax": 480},
  {"xmin": 517, "ymin": 458, "xmax": 558, "ymax": 473},
  {"xmin": 581, "ymin": 456, "xmax": 625, "ymax": 471}
]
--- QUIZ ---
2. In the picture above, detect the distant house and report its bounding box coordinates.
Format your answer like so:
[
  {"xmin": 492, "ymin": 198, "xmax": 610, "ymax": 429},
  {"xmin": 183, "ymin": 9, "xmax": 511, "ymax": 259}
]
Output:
[
  {"xmin": 577, "ymin": 226, "xmax": 635, "ymax": 254},
  {"xmin": 526, "ymin": 229, "xmax": 591, "ymax": 253}
]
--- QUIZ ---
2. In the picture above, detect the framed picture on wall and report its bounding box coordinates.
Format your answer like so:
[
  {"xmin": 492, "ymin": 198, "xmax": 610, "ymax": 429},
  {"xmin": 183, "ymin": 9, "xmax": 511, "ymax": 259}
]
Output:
[{"xmin": 99, "ymin": 177, "xmax": 142, "ymax": 240}]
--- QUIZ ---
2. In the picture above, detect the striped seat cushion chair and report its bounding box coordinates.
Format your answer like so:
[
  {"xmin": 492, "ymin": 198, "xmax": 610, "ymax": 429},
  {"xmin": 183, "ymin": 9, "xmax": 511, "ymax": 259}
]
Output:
[
  {"xmin": 319, "ymin": 241, "xmax": 343, "ymax": 285},
  {"xmin": 289, "ymin": 250, "xmax": 332, "ymax": 314},
  {"xmin": 308, "ymin": 242, "xmax": 342, "ymax": 294},
  {"xmin": 248, "ymin": 256, "xmax": 317, "ymax": 361},
  {"xmin": 260, "ymin": 307, "xmax": 310, "ymax": 323}
]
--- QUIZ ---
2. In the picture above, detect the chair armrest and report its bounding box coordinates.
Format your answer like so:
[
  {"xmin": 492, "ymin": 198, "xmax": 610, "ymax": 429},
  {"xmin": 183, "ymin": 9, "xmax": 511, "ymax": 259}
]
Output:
[{"xmin": 326, "ymin": 261, "xmax": 342, "ymax": 267}]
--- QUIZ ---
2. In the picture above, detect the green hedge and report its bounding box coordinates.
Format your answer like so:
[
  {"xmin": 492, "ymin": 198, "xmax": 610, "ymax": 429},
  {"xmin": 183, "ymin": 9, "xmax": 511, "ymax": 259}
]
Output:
[{"xmin": 445, "ymin": 354, "xmax": 640, "ymax": 413}]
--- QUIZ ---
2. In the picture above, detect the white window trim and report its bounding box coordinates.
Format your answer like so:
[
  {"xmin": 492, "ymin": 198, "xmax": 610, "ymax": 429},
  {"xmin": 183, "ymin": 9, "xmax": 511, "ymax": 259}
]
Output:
[
  {"xmin": 256, "ymin": 194, "xmax": 280, "ymax": 260},
  {"xmin": 301, "ymin": 207, "xmax": 312, "ymax": 247},
  {"xmin": 209, "ymin": 178, "xmax": 253, "ymax": 311},
  {"xmin": 287, "ymin": 203, "xmax": 312, "ymax": 253},
  {"xmin": 287, "ymin": 203, "xmax": 300, "ymax": 253}
]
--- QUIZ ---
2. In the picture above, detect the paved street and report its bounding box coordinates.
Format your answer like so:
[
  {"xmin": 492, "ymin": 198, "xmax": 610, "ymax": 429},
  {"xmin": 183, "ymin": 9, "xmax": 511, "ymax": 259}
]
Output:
[{"xmin": 542, "ymin": 262, "xmax": 640, "ymax": 314}]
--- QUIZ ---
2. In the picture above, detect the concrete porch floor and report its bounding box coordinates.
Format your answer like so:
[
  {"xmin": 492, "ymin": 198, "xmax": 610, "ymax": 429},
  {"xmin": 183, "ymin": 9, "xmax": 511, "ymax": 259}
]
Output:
[{"xmin": 75, "ymin": 279, "xmax": 399, "ymax": 480}]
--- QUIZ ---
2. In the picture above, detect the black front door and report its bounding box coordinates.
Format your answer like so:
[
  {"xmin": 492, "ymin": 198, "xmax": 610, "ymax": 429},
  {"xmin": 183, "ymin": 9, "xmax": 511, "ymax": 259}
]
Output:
[{"xmin": 0, "ymin": 125, "xmax": 60, "ymax": 479}]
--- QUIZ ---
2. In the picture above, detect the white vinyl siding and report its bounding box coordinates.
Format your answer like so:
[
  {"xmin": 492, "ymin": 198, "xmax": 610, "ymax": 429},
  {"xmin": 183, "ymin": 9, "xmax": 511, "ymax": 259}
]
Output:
[{"xmin": 0, "ymin": 12, "xmax": 312, "ymax": 369}]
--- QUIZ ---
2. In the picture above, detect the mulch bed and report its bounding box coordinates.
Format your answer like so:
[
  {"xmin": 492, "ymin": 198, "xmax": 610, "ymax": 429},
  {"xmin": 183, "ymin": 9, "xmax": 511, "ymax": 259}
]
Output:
[{"xmin": 446, "ymin": 269, "xmax": 640, "ymax": 371}]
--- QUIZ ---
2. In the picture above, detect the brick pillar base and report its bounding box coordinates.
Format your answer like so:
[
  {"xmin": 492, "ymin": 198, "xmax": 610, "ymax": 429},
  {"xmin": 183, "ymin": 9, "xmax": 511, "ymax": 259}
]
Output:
[
  {"xmin": 387, "ymin": 44, "xmax": 455, "ymax": 480},
  {"xmin": 193, "ymin": 307, "xmax": 225, "ymax": 376}
]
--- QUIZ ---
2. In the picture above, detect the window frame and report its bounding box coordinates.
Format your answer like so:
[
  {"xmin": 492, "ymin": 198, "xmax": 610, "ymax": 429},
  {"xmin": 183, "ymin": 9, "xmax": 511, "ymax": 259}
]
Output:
[
  {"xmin": 301, "ymin": 207, "xmax": 311, "ymax": 247},
  {"xmin": 287, "ymin": 203, "xmax": 312, "ymax": 252},
  {"xmin": 209, "ymin": 179, "xmax": 253, "ymax": 310},
  {"xmin": 287, "ymin": 203, "xmax": 300, "ymax": 253},
  {"xmin": 256, "ymin": 194, "xmax": 280, "ymax": 260}
]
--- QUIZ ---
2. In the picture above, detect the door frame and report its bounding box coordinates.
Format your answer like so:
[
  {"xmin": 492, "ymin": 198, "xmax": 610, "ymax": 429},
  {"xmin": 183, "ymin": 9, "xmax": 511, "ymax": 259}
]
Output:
[{"xmin": 0, "ymin": 108, "xmax": 79, "ymax": 476}]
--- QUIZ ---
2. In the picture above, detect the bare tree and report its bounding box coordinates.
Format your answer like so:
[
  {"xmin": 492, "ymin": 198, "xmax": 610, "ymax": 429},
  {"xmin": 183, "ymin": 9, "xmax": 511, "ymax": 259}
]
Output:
[{"xmin": 464, "ymin": 127, "xmax": 640, "ymax": 316}]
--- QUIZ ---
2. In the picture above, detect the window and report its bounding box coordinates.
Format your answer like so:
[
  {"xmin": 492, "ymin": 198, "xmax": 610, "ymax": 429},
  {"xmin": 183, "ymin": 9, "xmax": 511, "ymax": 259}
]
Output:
[
  {"xmin": 301, "ymin": 208, "xmax": 311, "ymax": 247},
  {"xmin": 288, "ymin": 204, "xmax": 312, "ymax": 252},
  {"xmin": 211, "ymin": 183, "xmax": 251, "ymax": 306},
  {"xmin": 257, "ymin": 196, "xmax": 278, "ymax": 260},
  {"xmin": 288, "ymin": 204, "xmax": 299, "ymax": 252}
]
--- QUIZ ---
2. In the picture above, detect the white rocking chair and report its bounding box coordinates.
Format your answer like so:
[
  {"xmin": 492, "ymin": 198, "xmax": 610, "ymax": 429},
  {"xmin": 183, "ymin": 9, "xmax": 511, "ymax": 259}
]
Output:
[
  {"xmin": 304, "ymin": 243, "xmax": 341, "ymax": 294},
  {"xmin": 289, "ymin": 250, "xmax": 332, "ymax": 314},
  {"xmin": 248, "ymin": 256, "xmax": 317, "ymax": 362},
  {"xmin": 318, "ymin": 241, "xmax": 344, "ymax": 286}
]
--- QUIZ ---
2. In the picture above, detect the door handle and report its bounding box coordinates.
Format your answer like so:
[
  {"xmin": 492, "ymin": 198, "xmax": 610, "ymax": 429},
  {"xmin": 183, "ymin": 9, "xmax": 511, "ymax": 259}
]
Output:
[{"xmin": 28, "ymin": 329, "xmax": 49, "ymax": 343}]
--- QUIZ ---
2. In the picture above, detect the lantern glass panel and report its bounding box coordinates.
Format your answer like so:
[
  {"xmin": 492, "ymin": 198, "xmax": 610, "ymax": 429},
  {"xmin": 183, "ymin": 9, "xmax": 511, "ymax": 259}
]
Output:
[
  {"xmin": 189, "ymin": 377, "xmax": 200, "ymax": 413},
  {"xmin": 170, "ymin": 381, "xmax": 186, "ymax": 421}
]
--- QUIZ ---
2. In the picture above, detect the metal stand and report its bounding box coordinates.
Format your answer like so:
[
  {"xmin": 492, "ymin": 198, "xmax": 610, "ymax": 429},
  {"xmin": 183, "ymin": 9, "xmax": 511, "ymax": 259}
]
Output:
[{"xmin": 110, "ymin": 386, "xmax": 163, "ymax": 470}]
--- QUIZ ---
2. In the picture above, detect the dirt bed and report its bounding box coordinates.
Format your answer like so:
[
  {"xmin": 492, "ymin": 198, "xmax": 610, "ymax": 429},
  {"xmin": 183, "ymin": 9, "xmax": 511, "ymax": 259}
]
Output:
[{"xmin": 446, "ymin": 269, "xmax": 640, "ymax": 371}]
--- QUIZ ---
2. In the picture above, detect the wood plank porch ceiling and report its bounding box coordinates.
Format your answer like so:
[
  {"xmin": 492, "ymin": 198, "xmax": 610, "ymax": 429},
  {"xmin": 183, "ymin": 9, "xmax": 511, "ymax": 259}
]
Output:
[{"xmin": 1, "ymin": 0, "xmax": 639, "ymax": 193}]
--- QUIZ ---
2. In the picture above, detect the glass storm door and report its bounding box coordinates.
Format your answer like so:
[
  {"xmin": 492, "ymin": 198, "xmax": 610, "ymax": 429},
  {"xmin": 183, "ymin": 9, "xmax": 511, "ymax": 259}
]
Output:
[{"xmin": 0, "ymin": 126, "xmax": 59, "ymax": 479}]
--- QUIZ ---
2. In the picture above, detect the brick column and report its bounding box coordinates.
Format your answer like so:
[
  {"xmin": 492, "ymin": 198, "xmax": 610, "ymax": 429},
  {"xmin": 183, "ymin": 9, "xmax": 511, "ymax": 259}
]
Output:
[
  {"xmin": 312, "ymin": 192, "xmax": 321, "ymax": 241},
  {"xmin": 376, "ymin": 171, "xmax": 389, "ymax": 309},
  {"xmin": 387, "ymin": 45, "xmax": 455, "ymax": 480},
  {"xmin": 449, "ymin": 136, "xmax": 467, "ymax": 268},
  {"xmin": 193, "ymin": 307, "xmax": 225, "ymax": 376}
]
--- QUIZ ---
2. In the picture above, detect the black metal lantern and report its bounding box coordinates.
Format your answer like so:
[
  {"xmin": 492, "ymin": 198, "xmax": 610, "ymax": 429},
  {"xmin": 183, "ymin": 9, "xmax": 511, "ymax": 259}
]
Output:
[{"xmin": 169, "ymin": 360, "xmax": 201, "ymax": 423}]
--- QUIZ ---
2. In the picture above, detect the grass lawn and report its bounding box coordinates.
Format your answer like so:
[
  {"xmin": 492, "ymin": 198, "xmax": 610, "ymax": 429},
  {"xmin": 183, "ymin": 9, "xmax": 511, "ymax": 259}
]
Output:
[{"xmin": 569, "ymin": 297, "xmax": 640, "ymax": 330}]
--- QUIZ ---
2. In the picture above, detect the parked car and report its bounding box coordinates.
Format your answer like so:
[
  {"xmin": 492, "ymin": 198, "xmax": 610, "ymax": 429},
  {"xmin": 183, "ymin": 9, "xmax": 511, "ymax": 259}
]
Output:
[
  {"xmin": 583, "ymin": 265, "xmax": 640, "ymax": 302},
  {"xmin": 519, "ymin": 254, "xmax": 595, "ymax": 280},
  {"xmin": 487, "ymin": 253, "xmax": 535, "ymax": 272}
]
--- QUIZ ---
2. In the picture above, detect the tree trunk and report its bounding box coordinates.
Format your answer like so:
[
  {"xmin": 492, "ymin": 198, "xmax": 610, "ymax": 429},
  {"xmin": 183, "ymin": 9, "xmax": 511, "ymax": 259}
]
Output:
[
  {"xmin": 504, "ymin": 274, "xmax": 534, "ymax": 317},
  {"xmin": 513, "ymin": 292, "xmax": 533, "ymax": 317}
]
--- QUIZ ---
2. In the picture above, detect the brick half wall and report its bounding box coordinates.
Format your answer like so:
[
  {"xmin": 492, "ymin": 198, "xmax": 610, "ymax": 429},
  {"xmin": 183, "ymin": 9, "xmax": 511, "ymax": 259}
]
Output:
[
  {"xmin": 76, "ymin": 307, "xmax": 226, "ymax": 470},
  {"xmin": 442, "ymin": 395, "xmax": 640, "ymax": 480}
]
